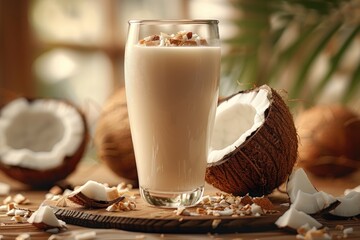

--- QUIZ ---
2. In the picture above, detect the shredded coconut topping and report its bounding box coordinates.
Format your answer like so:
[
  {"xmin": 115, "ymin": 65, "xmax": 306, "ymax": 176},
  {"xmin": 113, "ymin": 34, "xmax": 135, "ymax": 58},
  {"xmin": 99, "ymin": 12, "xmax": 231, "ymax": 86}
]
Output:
[{"xmin": 138, "ymin": 31, "xmax": 208, "ymax": 47}]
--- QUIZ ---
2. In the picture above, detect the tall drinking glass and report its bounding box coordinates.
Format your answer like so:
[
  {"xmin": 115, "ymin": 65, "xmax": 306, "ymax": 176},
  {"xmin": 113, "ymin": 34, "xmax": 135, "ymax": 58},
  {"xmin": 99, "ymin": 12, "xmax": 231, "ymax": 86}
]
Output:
[{"xmin": 124, "ymin": 20, "xmax": 221, "ymax": 207}]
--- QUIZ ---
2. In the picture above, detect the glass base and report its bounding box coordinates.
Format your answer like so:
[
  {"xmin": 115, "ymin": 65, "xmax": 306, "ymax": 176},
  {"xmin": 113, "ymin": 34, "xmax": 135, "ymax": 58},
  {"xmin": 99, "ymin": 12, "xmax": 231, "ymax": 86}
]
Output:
[{"xmin": 140, "ymin": 186, "xmax": 204, "ymax": 208}]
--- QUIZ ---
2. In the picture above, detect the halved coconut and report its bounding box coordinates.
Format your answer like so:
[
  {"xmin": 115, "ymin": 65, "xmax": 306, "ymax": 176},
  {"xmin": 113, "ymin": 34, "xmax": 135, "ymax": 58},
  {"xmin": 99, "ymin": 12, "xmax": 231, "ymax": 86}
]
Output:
[
  {"xmin": 0, "ymin": 98, "xmax": 88, "ymax": 187},
  {"xmin": 206, "ymin": 85, "xmax": 298, "ymax": 196}
]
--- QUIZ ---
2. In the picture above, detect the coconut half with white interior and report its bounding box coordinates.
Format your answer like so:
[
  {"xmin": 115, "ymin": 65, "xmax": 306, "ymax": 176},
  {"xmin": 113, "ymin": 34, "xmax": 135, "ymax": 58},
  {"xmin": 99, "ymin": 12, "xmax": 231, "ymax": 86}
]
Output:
[
  {"xmin": 0, "ymin": 98, "xmax": 88, "ymax": 188},
  {"xmin": 206, "ymin": 85, "xmax": 298, "ymax": 196}
]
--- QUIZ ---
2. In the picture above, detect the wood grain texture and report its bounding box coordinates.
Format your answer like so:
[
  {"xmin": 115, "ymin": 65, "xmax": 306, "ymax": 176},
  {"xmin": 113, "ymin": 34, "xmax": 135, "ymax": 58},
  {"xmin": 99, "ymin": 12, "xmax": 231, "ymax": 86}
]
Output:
[
  {"xmin": 47, "ymin": 191, "xmax": 360, "ymax": 235},
  {"xmin": 51, "ymin": 201, "xmax": 286, "ymax": 234}
]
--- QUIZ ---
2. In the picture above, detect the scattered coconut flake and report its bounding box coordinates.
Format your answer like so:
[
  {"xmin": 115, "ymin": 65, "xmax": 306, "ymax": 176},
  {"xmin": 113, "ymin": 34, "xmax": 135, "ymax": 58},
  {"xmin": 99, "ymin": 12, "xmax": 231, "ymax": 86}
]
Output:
[
  {"xmin": 176, "ymin": 192, "xmax": 277, "ymax": 217},
  {"xmin": 344, "ymin": 185, "xmax": 360, "ymax": 195},
  {"xmin": 297, "ymin": 223, "xmax": 312, "ymax": 236},
  {"xmin": 70, "ymin": 180, "xmax": 108, "ymax": 201},
  {"xmin": 28, "ymin": 205, "xmax": 67, "ymax": 230},
  {"xmin": 330, "ymin": 191, "xmax": 360, "ymax": 217},
  {"xmin": 7, "ymin": 202, "xmax": 16, "ymax": 211},
  {"xmin": 67, "ymin": 181, "xmax": 125, "ymax": 208},
  {"xmin": 292, "ymin": 190, "xmax": 337, "ymax": 214},
  {"xmin": 335, "ymin": 225, "xmax": 344, "ymax": 231},
  {"xmin": 3, "ymin": 195, "xmax": 12, "ymax": 204},
  {"xmin": 105, "ymin": 194, "xmax": 136, "ymax": 212},
  {"xmin": 250, "ymin": 203, "xmax": 264, "ymax": 215},
  {"xmin": 174, "ymin": 206, "xmax": 190, "ymax": 216},
  {"xmin": 343, "ymin": 227, "xmax": 353, "ymax": 234},
  {"xmin": 15, "ymin": 233, "xmax": 31, "ymax": 240},
  {"xmin": 46, "ymin": 228, "xmax": 60, "ymax": 234},
  {"xmin": 0, "ymin": 182, "xmax": 10, "ymax": 195},
  {"xmin": 287, "ymin": 168, "xmax": 318, "ymax": 203},
  {"xmin": 73, "ymin": 231, "xmax": 96, "ymax": 240},
  {"xmin": 0, "ymin": 205, "xmax": 7, "ymax": 212},
  {"xmin": 49, "ymin": 185, "xmax": 64, "ymax": 195},
  {"xmin": 6, "ymin": 208, "xmax": 15, "ymax": 216},
  {"xmin": 303, "ymin": 227, "xmax": 331, "ymax": 240},
  {"xmin": 13, "ymin": 193, "xmax": 30, "ymax": 204},
  {"xmin": 11, "ymin": 215, "xmax": 25, "ymax": 223},
  {"xmin": 106, "ymin": 187, "xmax": 120, "ymax": 201},
  {"xmin": 275, "ymin": 207, "xmax": 322, "ymax": 230},
  {"xmin": 212, "ymin": 219, "xmax": 221, "ymax": 229}
]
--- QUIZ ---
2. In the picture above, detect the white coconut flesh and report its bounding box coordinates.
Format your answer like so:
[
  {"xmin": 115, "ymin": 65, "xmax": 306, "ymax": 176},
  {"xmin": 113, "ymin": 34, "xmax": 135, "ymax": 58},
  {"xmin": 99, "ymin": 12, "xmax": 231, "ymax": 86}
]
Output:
[
  {"xmin": 275, "ymin": 207, "xmax": 322, "ymax": 230},
  {"xmin": 28, "ymin": 205, "xmax": 66, "ymax": 228},
  {"xmin": 208, "ymin": 88, "xmax": 270, "ymax": 163},
  {"xmin": 70, "ymin": 180, "xmax": 109, "ymax": 201},
  {"xmin": 330, "ymin": 191, "xmax": 360, "ymax": 217},
  {"xmin": 287, "ymin": 168, "xmax": 318, "ymax": 203},
  {"xmin": 0, "ymin": 98, "xmax": 84, "ymax": 170}
]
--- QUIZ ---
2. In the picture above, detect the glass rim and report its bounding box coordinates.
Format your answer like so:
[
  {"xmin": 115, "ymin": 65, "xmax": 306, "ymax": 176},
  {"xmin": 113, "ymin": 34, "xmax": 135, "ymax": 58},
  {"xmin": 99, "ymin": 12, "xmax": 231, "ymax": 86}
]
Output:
[{"xmin": 128, "ymin": 19, "xmax": 219, "ymax": 25}]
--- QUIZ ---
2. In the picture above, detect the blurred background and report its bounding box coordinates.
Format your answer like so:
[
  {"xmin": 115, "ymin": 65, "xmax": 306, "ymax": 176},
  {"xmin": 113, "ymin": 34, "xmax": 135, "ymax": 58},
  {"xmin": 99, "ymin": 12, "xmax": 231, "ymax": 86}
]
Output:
[
  {"xmin": 0, "ymin": 0, "xmax": 237, "ymax": 124},
  {"xmin": 1, "ymin": 0, "xmax": 359, "ymax": 114},
  {"xmin": 0, "ymin": 0, "xmax": 359, "ymax": 176}
]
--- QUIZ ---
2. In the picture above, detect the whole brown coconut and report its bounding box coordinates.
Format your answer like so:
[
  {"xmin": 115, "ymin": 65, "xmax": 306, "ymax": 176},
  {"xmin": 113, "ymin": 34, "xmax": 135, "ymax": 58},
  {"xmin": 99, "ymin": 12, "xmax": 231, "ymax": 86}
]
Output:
[
  {"xmin": 0, "ymin": 98, "xmax": 88, "ymax": 188},
  {"xmin": 296, "ymin": 105, "xmax": 360, "ymax": 178},
  {"xmin": 205, "ymin": 85, "xmax": 298, "ymax": 197},
  {"xmin": 94, "ymin": 87, "xmax": 138, "ymax": 182}
]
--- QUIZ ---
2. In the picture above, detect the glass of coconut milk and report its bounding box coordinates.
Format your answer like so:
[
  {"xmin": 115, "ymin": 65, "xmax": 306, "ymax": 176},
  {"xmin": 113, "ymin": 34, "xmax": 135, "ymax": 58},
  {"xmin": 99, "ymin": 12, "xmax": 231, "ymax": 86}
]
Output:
[{"xmin": 124, "ymin": 20, "xmax": 220, "ymax": 207}]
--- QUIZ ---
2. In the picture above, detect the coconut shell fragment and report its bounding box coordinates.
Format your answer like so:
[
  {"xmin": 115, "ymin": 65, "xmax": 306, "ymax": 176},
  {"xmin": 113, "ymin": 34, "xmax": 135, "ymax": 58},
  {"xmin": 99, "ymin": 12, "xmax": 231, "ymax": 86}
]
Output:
[
  {"xmin": 68, "ymin": 191, "xmax": 124, "ymax": 209},
  {"xmin": 205, "ymin": 85, "xmax": 298, "ymax": 196},
  {"xmin": 94, "ymin": 87, "xmax": 138, "ymax": 182}
]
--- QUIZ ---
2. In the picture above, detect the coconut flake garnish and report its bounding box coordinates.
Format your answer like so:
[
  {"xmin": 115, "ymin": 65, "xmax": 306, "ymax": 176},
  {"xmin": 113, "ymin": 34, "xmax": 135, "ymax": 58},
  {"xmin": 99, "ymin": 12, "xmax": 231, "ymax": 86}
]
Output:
[{"xmin": 0, "ymin": 98, "xmax": 84, "ymax": 170}]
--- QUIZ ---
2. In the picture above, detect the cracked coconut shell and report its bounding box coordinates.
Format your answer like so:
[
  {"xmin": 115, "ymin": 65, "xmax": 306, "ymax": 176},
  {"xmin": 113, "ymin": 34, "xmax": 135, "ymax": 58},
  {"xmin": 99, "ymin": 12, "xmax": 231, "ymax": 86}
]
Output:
[{"xmin": 206, "ymin": 85, "xmax": 298, "ymax": 196}]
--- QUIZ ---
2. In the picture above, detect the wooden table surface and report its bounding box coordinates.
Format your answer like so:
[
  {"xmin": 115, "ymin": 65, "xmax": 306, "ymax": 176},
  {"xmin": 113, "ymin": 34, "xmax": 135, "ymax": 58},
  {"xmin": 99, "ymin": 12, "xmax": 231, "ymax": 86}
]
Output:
[{"xmin": 1, "ymin": 160, "xmax": 359, "ymax": 240}]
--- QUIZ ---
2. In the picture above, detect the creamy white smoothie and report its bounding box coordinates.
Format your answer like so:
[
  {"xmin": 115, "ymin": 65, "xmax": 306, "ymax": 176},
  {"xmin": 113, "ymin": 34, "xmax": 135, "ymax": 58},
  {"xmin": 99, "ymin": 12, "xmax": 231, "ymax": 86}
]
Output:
[{"xmin": 125, "ymin": 27, "xmax": 220, "ymax": 206}]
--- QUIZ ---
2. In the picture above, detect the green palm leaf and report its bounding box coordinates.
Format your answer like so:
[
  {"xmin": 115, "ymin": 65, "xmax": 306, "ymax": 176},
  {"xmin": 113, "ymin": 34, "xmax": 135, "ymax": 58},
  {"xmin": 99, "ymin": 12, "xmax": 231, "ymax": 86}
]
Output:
[{"xmin": 222, "ymin": 0, "xmax": 359, "ymax": 110}]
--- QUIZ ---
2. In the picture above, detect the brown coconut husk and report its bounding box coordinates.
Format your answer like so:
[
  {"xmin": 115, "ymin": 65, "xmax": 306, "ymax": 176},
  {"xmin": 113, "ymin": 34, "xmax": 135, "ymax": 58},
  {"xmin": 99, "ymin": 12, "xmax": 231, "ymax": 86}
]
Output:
[
  {"xmin": 0, "ymin": 98, "xmax": 89, "ymax": 188},
  {"xmin": 205, "ymin": 86, "xmax": 298, "ymax": 197},
  {"xmin": 296, "ymin": 105, "xmax": 360, "ymax": 178},
  {"xmin": 94, "ymin": 87, "xmax": 138, "ymax": 183}
]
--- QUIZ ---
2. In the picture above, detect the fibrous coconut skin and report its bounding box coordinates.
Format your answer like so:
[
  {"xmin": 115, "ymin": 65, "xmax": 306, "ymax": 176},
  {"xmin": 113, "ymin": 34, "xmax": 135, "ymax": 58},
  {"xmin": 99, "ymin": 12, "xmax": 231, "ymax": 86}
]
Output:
[
  {"xmin": 205, "ymin": 85, "xmax": 298, "ymax": 196},
  {"xmin": 0, "ymin": 98, "xmax": 88, "ymax": 188},
  {"xmin": 94, "ymin": 87, "xmax": 137, "ymax": 182},
  {"xmin": 296, "ymin": 105, "xmax": 360, "ymax": 178}
]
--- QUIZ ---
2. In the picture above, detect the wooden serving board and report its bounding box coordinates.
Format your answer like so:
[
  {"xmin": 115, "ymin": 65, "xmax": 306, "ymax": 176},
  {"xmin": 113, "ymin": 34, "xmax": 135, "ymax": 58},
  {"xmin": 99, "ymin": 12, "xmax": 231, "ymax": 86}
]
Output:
[{"xmin": 47, "ymin": 192, "xmax": 288, "ymax": 234}]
